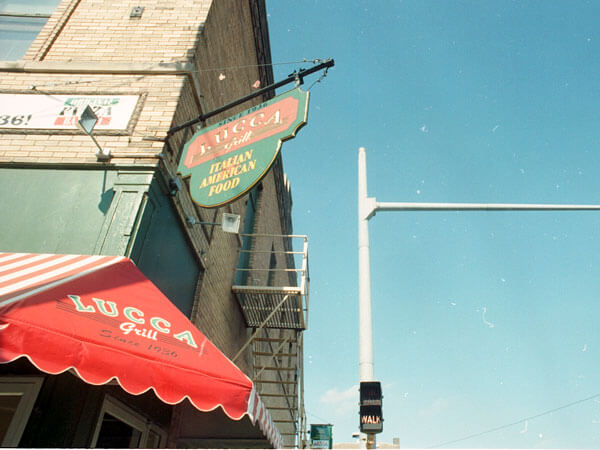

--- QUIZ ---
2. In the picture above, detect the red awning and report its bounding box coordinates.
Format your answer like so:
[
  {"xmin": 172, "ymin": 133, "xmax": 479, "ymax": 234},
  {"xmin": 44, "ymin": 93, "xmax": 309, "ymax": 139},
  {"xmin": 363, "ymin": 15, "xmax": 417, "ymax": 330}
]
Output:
[{"xmin": 0, "ymin": 252, "xmax": 282, "ymax": 448}]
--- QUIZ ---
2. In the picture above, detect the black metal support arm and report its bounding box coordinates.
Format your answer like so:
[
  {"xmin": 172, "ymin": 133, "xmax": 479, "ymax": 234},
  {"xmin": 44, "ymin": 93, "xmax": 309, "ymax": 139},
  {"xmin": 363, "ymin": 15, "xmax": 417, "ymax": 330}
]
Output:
[{"xmin": 166, "ymin": 58, "xmax": 334, "ymax": 136}]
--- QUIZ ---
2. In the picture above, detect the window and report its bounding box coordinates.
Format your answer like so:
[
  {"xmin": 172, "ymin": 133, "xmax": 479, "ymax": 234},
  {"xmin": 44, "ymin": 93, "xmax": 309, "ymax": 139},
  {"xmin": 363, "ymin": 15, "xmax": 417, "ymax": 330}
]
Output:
[
  {"xmin": 236, "ymin": 186, "xmax": 261, "ymax": 285},
  {"xmin": 267, "ymin": 243, "xmax": 276, "ymax": 286},
  {"xmin": 91, "ymin": 396, "xmax": 166, "ymax": 448},
  {"xmin": 0, "ymin": 0, "xmax": 61, "ymax": 60},
  {"xmin": 0, "ymin": 377, "xmax": 44, "ymax": 447}
]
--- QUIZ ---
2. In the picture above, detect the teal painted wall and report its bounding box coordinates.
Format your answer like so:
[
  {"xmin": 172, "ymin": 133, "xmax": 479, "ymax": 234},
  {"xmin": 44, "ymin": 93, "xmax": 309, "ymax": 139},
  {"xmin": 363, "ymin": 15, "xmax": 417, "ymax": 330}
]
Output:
[
  {"xmin": 235, "ymin": 186, "xmax": 260, "ymax": 285},
  {"xmin": 130, "ymin": 179, "xmax": 200, "ymax": 317},
  {"xmin": 0, "ymin": 168, "xmax": 118, "ymax": 254},
  {"xmin": 0, "ymin": 167, "xmax": 200, "ymax": 316}
]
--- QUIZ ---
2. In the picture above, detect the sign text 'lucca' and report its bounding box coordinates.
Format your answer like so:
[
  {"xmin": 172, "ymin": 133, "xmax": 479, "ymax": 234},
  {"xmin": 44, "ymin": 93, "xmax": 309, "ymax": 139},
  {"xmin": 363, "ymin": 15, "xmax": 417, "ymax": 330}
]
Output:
[{"xmin": 177, "ymin": 88, "xmax": 309, "ymax": 208}]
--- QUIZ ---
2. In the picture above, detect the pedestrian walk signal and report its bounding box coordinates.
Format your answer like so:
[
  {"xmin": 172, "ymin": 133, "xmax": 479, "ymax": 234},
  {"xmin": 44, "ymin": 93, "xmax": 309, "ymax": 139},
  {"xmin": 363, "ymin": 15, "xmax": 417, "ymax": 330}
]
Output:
[
  {"xmin": 359, "ymin": 381, "xmax": 383, "ymax": 433},
  {"xmin": 360, "ymin": 404, "xmax": 383, "ymax": 433}
]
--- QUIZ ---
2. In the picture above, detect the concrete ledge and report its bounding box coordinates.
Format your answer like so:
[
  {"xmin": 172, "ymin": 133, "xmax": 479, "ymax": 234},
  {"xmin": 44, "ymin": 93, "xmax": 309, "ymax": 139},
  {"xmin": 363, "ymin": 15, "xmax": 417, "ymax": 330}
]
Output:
[
  {"xmin": 0, "ymin": 60, "xmax": 195, "ymax": 75},
  {"xmin": 0, "ymin": 59, "xmax": 205, "ymax": 113}
]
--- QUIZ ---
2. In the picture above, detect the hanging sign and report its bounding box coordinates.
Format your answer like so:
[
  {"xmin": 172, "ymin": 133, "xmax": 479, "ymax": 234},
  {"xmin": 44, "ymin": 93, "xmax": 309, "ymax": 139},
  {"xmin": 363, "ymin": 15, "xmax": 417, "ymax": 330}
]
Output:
[
  {"xmin": 0, "ymin": 94, "xmax": 139, "ymax": 130},
  {"xmin": 177, "ymin": 88, "xmax": 309, "ymax": 208}
]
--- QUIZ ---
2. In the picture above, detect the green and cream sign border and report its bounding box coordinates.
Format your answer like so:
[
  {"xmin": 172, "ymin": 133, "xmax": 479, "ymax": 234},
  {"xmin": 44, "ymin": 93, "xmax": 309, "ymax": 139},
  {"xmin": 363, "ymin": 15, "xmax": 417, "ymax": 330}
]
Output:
[{"xmin": 177, "ymin": 88, "xmax": 309, "ymax": 208}]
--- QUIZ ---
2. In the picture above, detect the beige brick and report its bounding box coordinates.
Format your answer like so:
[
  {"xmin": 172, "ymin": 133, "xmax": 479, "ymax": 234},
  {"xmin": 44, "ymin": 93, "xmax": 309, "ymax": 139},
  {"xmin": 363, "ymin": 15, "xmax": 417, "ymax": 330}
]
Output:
[{"xmin": 2, "ymin": 1, "xmax": 301, "ymax": 443}]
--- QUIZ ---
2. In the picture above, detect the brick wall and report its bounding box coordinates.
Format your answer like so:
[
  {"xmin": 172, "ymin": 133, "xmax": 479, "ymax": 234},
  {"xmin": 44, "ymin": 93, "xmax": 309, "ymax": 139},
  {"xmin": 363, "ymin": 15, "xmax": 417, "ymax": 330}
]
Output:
[
  {"xmin": 26, "ymin": 0, "xmax": 212, "ymax": 63},
  {"xmin": 0, "ymin": 0, "xmax": 284, "ymax": 366},
  {"xmin": 1, "ymin": 0, "xmax": 301, "ymax": 443}
]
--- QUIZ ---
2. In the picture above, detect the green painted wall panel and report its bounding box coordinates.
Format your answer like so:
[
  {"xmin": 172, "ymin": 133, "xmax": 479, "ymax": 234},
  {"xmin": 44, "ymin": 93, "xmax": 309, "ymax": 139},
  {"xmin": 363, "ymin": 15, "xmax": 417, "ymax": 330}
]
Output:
[
  {"xmin": 131, "ymin": 180, "xmax": 200, "ymax": 317},
  {"xmin": 0, "ymin": 167, "xmax": 200, "ymax": 317},
  {"xmin": 93, "ymin": 170, "xmax": 154, "ymax": 256},
  {"xmin": 97, "ymin": 189, "xmax": 143, "ymax": 255},
  {"xmin": 0, "ymin": 168, "xmax": 117, "ymax": 254}
]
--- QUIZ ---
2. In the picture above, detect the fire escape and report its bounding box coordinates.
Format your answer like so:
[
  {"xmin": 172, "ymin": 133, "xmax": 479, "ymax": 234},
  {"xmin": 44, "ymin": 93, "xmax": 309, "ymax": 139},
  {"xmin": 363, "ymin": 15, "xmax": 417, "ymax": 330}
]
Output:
[{"xmin": 232, "ymin": 234, "xmax": 309, "ymax": 448}]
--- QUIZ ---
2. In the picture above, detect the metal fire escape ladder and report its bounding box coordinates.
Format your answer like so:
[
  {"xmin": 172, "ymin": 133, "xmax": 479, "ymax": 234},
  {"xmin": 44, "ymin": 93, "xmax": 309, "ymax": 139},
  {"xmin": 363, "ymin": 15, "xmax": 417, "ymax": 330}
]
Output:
[
  {"xmin": 232, "ymin": 234, "xmax": 309, "ymax": 448},
  {"xmin": 252, "ymin": 330, "xmax": 299, "ymax": 423}
]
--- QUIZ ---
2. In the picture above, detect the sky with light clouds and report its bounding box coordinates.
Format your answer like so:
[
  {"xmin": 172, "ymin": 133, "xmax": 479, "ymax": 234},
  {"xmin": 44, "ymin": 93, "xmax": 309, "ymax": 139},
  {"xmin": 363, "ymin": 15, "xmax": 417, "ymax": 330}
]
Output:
[{"xmin": 262, "ymin": 1, "xmax": 600, "ymax": 447}]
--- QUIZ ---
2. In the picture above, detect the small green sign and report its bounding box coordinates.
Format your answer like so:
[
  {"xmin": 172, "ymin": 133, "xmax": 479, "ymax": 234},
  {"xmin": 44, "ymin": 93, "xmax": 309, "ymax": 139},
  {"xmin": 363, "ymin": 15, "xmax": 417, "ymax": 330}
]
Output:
[
  {"xmin": 310, "ymin": 424, "xmax": 333, "ymax": 449},
  {"xmin": 177, "ymin": 88, "xmax": 309, "ymax": 208}
]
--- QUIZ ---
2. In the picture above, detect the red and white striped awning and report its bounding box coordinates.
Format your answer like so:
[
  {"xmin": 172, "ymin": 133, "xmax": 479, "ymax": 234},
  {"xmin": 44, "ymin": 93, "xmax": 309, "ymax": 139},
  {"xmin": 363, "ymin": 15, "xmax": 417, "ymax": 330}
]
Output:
[{"xmin": 0, "ymin": 252, "xmax": 283, "ymax": 448}]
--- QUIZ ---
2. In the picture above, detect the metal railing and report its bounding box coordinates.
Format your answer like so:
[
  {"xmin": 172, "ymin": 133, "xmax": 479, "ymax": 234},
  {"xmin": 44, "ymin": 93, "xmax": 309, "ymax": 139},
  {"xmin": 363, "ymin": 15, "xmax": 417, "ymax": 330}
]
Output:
[{"xmin": 233, "ymin": 234, "xmax": 310, "ymax": 330}]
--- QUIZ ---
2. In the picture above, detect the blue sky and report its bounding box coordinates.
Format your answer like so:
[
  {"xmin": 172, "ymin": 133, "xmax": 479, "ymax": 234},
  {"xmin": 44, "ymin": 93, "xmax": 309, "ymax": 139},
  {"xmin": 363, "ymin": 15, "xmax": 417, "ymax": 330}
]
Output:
[{"xmin": 265, "ymin": 1, "xmax": 600, "ymax": 447}]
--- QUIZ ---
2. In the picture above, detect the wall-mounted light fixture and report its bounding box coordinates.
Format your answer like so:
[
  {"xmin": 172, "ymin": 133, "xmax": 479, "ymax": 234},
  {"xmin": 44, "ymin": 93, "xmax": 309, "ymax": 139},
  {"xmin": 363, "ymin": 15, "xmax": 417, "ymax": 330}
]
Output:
[
  {"xmin": 186, "ymin": 213, "xmax": 240, "ymax": 234},
  {"xmin": 130, "ymin": 6, "xmax": 144, "ymax": 18},
  {"xmin": 77, "ymin": 105, "xmax": 111, "ymax": 161},
  {"xmin": 168, "ymin": 178, "xmax": 182, "ymax": 196}
]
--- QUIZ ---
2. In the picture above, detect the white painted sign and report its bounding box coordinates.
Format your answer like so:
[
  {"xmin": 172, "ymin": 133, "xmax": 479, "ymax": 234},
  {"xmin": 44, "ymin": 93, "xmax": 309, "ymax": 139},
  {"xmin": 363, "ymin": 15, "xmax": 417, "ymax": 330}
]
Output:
[{"xmin": 0, "ymin": 94, "xmax": 139, "ymax": 130}]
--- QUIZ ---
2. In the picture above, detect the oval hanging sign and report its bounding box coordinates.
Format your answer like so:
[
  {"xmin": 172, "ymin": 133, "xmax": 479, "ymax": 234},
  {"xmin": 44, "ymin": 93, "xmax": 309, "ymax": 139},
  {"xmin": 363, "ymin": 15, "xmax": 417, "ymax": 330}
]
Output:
[{"xmin": 177, "ymin": 88, "xmax": 309, "ymax": 208}]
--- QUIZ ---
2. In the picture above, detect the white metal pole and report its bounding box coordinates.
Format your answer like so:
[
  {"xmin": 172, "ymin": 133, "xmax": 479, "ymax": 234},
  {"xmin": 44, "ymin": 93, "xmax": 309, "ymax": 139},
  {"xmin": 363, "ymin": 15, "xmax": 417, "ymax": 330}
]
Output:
[
  {"xmin": 358, "ymin": 147, "xmax": 374, "ymax": 382},
  {"xmin": 358, "ymin": 147, "xmax": 376, "ymax": 449},
  {"xmin": 356, "ymin": 146, "xmax": 600, "ymax": 449}
]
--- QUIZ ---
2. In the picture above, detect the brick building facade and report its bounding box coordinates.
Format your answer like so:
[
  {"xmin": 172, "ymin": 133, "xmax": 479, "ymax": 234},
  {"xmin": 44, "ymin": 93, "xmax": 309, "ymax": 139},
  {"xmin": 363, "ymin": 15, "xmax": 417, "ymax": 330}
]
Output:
[{"xmin": 0, "ymin": 0, "xmax": 308, "ymax": 447}]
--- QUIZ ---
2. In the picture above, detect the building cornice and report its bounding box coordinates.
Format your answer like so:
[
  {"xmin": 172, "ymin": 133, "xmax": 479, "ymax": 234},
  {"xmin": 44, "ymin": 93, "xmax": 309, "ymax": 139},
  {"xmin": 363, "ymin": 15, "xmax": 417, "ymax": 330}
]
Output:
[{"xmin": 0, "ymin": 60, "xmax": 206, "ymax": 112}]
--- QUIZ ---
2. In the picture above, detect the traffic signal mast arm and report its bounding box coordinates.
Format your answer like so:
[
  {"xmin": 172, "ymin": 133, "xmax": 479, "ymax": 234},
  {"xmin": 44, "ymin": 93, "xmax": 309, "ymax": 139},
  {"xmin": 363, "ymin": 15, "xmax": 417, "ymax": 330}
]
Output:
[{"xmin": 363, "ymin": 200, "xmax": 600, "ymax": 220}]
